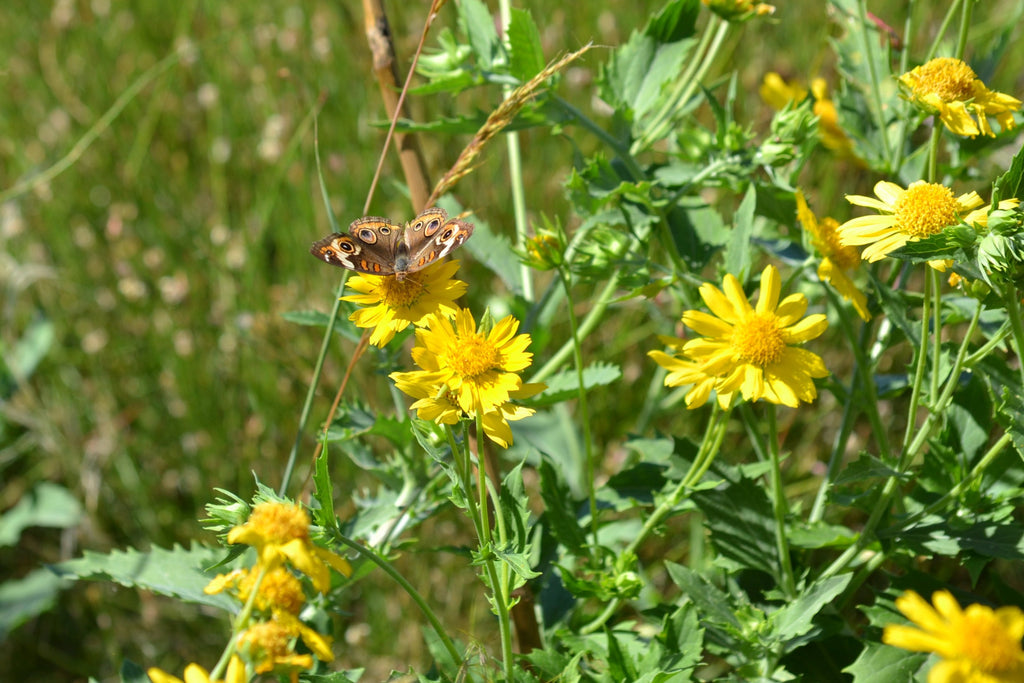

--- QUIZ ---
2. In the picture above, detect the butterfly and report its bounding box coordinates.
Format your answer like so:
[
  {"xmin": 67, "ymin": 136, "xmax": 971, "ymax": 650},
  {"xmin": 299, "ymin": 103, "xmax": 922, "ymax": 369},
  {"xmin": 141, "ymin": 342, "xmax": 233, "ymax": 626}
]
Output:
[{"xmin": 310, "ymin": 206, "xmax": 474, "ymax": 281}]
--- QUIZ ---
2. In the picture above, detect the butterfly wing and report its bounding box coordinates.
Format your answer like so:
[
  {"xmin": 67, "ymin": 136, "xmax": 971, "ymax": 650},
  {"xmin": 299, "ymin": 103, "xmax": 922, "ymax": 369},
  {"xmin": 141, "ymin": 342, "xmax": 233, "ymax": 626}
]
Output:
[
  {"xmin": 309, "ymin": 216, "xmax": 405, "ymax": 276},
  {"xmin": 397, "ymin": 207, "xmax": 475, "ymax": 278}
]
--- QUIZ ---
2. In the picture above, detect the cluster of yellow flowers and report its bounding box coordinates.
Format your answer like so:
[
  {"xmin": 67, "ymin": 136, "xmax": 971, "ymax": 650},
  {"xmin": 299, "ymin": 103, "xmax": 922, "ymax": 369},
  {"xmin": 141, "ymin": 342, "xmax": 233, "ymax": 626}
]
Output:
[
  {"xmin": 148, "ymin": 502, "xmax": 351, "ymax": 683},
  {"xmin": 343, "ymin": 259, "xmax": 544, "ymax": 448}
]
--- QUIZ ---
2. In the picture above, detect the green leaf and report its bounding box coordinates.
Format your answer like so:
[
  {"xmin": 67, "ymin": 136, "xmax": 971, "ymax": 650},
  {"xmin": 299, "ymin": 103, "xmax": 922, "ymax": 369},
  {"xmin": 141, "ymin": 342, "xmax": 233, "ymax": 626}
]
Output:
[
  {"xmin": 724, "ymin": 184, "xmax": 757, "ymax": 279},
  {"xmin": 461, "ymin": 210, "xmax": 522, "ymax": 295},
  {"xmin": 493, "ymin": 546, "xmax": 541, "ymax": 582},
  {"xmin": 280, "ymin": 309, "xmax": 362, "ymax": 342},
  {"xmin": 645, "ymin": 0, "xmax": 700, "ymax": 42},
  {"xmin": 992, "ymin": 133, "xmax": 1024, "ymax": 203},
  {"xmin": 788, "ymin": 521, "xmax": 859, "ymax": 549},
  {"xmin": 0, "ymin": 567, "xmax": 68, "ymax": 639},
  {"xmin": 507, "ymin": 8, "xmax": 544, "ymax": 81},
  {"xmin": 311, "ymin": 440, "xmax": 337, "ymax": 532},
  {"xmin": 531, "ymin": 362, "xmax": 622, "ymax": 406},
  {"xmin": 997, "ymin": 388, "xmax": 1024, "ymax": 461},
  {"xmin": 119, "ymin": 660, "xmax": 148, "ymax": 683},
  {"xmin": 0, "ymin": 482, "xmax": 82, "ymax": 547},
  {"xmin": 691, "ymin": 475, "xmax": 780, "ymax": 577},
  {"xmin": 772, "ymin": 574, "xmax": 852, "ymax": 648},
  {"xmin": 657, "ymin": 603, "xmax": 704, "ymax": 675},
  {"xmin": 458, "ymin": 0, "xmax": 500, "ymax": 71},
  {"xmin": 50, "ymin": 545, "xmax": 239, "ymax": 612},
  {"xmin": 843, "ymin": 641, "xmax": 924, "ymax": 683},
  {"xmin": 538, "ymin": 457, "xmax": 588, "ymax": 555},
  {"xmin": 664, "ymin": 561, "xmax": 742, "ymax": 637},
  {"xmin": 882, "ymin": 521, "xmax": 1024, "ymax": 559}
]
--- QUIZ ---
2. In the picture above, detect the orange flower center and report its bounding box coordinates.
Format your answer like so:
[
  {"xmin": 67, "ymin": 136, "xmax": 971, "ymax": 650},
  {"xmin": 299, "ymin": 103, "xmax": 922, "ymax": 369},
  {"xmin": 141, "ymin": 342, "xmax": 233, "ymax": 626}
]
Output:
[
  {"xmin": 909, "ymin": 57, "xmax": 976, "ymax": 102},
  {"xmin": 954, "ymin": 608, "xmax": 1023, "ymax": 673},
  {"xmin": 894, "ymin": 183, "xmax": 959, "ymax": 238},
  {"xmin": 731, "ymin": 313, "xmax": 785, "ymax": 366},
  {"xmin": 240, "ymin": 620, "xmax": 293, "ymax": 662},
  {"xmin": 446, "ymin": 335, "xmax": 500, "ymax": 378},
  {"xmin": 249, "ymin": 502, "xmax": 310, "ymax": 544},
  {"xmin": 380, "ymin": 276, "xmax": 421, "ymax": 307}
]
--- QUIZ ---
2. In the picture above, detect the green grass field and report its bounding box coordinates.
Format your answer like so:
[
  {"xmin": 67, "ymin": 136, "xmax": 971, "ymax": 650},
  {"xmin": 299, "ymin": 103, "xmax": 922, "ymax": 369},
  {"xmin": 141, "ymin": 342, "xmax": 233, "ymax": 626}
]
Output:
[{"xmin": 4, "ymin": 1, "xmax": 1024, "ymax": 681}]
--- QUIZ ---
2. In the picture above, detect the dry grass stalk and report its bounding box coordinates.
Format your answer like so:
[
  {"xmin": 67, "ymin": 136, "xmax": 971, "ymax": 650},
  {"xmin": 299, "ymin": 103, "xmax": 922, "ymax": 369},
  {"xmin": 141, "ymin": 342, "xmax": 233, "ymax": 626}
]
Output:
[{"xmin": 427, "ymin": 43, "xmax": 594, "ymax": 206}]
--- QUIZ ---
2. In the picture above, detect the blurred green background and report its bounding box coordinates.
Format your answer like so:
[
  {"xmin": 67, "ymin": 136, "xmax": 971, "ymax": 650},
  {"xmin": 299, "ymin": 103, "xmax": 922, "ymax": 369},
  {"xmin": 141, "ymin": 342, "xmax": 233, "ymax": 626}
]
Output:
[{"xmin": 4, "ymin": 1, "xmax": 1014, "ymax": 681}]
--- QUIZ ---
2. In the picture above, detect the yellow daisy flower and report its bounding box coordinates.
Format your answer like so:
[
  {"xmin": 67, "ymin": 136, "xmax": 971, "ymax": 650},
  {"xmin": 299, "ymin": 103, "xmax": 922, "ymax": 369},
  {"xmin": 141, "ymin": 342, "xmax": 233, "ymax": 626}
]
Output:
[
  {"xmin": 796, "ymin": 190, "xmax": 870, "ymax": 321},
  {"xmin": 899, "ymin": 57, "xmax": 1021, "ymax": 138},
  {"xmin": 648, "ymin": 335, "xmax": 735, "ymax": 410},
  {"xmin": 838, "ymin": 180, "xmax": 1017, "ymax": 267},
  {"xmin": 681, "ymin": 264, "xmax": 829, "ymax": 407},
  {"xmin": 204, "ymin": 566, "xmax": 306, "ymax": 616},
  {"xmin": 226, "ymin": 502, "xmax": 352, "ymax": 594},
  {"xmin": 341, "ymin": 259, "xmax": 468, "ymax": 347},
  {"xmin": 147, "ymin": 656, "xmax": 244, "ymax": 683},
  {"xmin": 389, "ymin": 308, "xmax": 545, "ymax": 447},
  {"xmin": 884, "ymin": 589, "xmax": 1024, "ymax": 683}
]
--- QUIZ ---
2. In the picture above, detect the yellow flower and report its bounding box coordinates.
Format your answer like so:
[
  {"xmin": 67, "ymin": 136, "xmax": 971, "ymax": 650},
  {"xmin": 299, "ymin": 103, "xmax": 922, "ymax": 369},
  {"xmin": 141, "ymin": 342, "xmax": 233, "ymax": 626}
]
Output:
[
  {"xmin": 237, "ymin": 619, "xmax": 326, "ymax": 682},
  {"xmin": 796, "ymin": 190, "xmax": 870, "ymax": 321},
  {"xmin": 884, "ymin": 590, "xmax": 1024, "ymax": 683},
  {"xmin": 680, "ymin": 264, "xmax": 829, "ymax": 407},
  {"xmin": 838, "ymin": 180, "xmax": 1017, "ymax": 267},
  {"xmin": 899, "ymin": 57, "xmax": 1022, "ymax": 138},
  {"xmin": 226, "ymin": 502, "xmax": 352, "ymax": 593},
  {"xmin": 147, "ymin": 656, "xmax": 244, "ymax": 683},
  {"xmin": 389, "ymin": 308, "xmax": 544, "ymax": 447},
  {"xmin": 648, "ymin": 336, "xmax": 735, "ymax": 410},
  {"xmin": 760, "ymin": 72, "xmax": 807, "ymax": 110},
  {"xmin": 341, "ymin": 259, "xmax": 468, "ymax": 347},
  {"xmin": 204, "ymin": 566, "xmax": 306, "ymax": 616}
]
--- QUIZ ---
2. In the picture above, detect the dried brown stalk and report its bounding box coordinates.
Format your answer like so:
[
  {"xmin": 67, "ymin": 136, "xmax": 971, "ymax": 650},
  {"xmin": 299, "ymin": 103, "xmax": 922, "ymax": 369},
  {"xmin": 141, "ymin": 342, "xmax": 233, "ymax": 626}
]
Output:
[{"xmin": 426, "ymin": 43, "xmax": 593, "ymax": 206}]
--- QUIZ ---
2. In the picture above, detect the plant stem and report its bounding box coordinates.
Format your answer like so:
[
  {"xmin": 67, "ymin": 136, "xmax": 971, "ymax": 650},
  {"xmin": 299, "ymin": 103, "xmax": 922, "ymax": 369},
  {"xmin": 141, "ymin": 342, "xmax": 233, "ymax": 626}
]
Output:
[
  {"xmin": 765, "ymin": 405, "xmax": 796, "ymax": 597},
  {"xmin": 559, "ymin": 267, "xmax": 599, "ymax": 550},
  {"xmin": 334, "ymin": 533, "xmax": 463, "ymax": 669}
]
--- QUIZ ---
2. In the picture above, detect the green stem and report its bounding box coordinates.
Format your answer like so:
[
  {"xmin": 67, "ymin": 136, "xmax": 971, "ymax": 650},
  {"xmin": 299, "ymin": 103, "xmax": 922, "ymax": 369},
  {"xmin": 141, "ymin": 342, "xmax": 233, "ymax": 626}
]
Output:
[
  {"xmin": 899, "ymin": 270, "xmax": 932, "ymax": 462},
  {"xmin": 580, "ymin": 404, "xmax": 731, "ymax": 634},
  {"xmin": 334, "ymin": 533, "xmax": 463, "ymax": 668},
  {"xmin": 529, "ymin": 270, "xmax": 623, "ymax": 383},
  {"xmin": 210, "ymin": 563, "xmax": 268, "ymax": 680},
  {"xmin": 634, "ymin": 17, "xmax": 730, "ymax": 153},
  {"xmin": 929, "ymin": 268, "xmax": 942, "ymax": 406},
  {"xmin": 497, "ymin": 0, "xmax": 533, "ymax": 302},
  {"xmin": 558, "ymin": 267, "xmax": 599, "ymax": 549},
  {"xmin": 923, "ymin": 0, "xmax": 964, "ymax": 62},
  {"xmin": 954, "ymin": 0, "xmax": 974, "ymax": 60},
  {"xmin": 1002, "ymin": 285, "xmax": 1024, "ymax": 388},
  {"xmin": 280, "ymin": 277, "xmax": 347, "ymax": 494},
  {"xmin": 765, "ymin": 405, "xmax": 796, "ymax": 597},
  {"xmin": 552, "ymin": 95, "xmax": 645, "ymax": 179}
]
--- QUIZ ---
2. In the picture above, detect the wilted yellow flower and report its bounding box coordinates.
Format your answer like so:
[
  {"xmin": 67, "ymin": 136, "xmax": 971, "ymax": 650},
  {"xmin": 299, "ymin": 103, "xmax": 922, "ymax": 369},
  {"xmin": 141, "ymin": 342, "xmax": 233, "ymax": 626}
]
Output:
[
  {"xmin": 237, "ymin": 619, "xmax": 324, "ymax": 682},
  {"xmin": 838, "ymin": 180, "xmax": 1018, "ymax": 267},
  {"xmin": 342, "ymin": 259, "xmax": 468, "ymax": 347},
  {"xmin": 884, "ymin": 589, "xmax": 1024, "ymax": 683},
  {"xmin": 760, "ymin": 73, "xmax": 856, "ymax": 157},
  {"xmin": 899, "ymin": 57, "xmax": 1021, "ymax": 138},
  {"xmin": 147, "ymin": 656, "xmax": 244, "ymax": 683},
  {"xmin": 796, "ymin": 190, "xmax": 870, "ymax": 321},
  {"xmin": 204, "ymin": 566, "xmax": 306, "ymax": 616},
  {"xmin": 226, "ymin": 502, "xmax": 351, "ymax": 593}
]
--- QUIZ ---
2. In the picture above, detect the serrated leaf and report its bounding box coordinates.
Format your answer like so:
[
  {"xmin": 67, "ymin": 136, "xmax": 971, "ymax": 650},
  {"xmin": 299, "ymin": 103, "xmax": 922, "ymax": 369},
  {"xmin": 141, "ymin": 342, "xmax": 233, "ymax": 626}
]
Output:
[
  {"xmin": 843, "ymin": 641, "xmax": 924, "ymax": 683},
  {"xmin": 493, "ymin": 546, "xmax": 540, "ymax": 582},
  {"xmin": 0, "ymin": 567, "xmax": 68, "ymax": 639},
  {"xmin": 664, "ymin": 562, "xmax": 743, "ymax": 649},
  {"xmin": 507, "ymin": 8, "xmax": 544, "ymax": 81},
  {"xmin": 882, "ymin": 521, "xmax": 1024, "ymax": 559},
  {"xmin": 724, "ymin": 184, "xmax": 757, "ymax": 279},
  {"xmin": 0, "ymin": 482, "xmax": 82, "ymax": 547},
  {"xmin": 50, "ymin": 545, "xmax": 239, "ymax": 612},
  {"xmin": 458, "ymin": 0, "xmax": 500, "ymax": 71},
  {"xmin": 772, "ymin": 574, "xmax": 852, "ymax": 647},
  {"xmin": 312, "ymin": 442, "xmax": 337, "ymax": 532},
  {"xmin": 462, "ymin": 213, "xmax": 522, "ymax": 295},
  {"xmin": 993, "ymin": 135, "xmax": 1024, "ymax": 203},
  {"xmin": 538, "ymin": 457, "xmax": 588, "ymax": 555},
  {"xmin": 531, "ymin": 362, "xmax": 622, "ymax": 406},
  {"xmin": 691, "ymin": 475, "xmax": 779, "ymax": 577}
]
